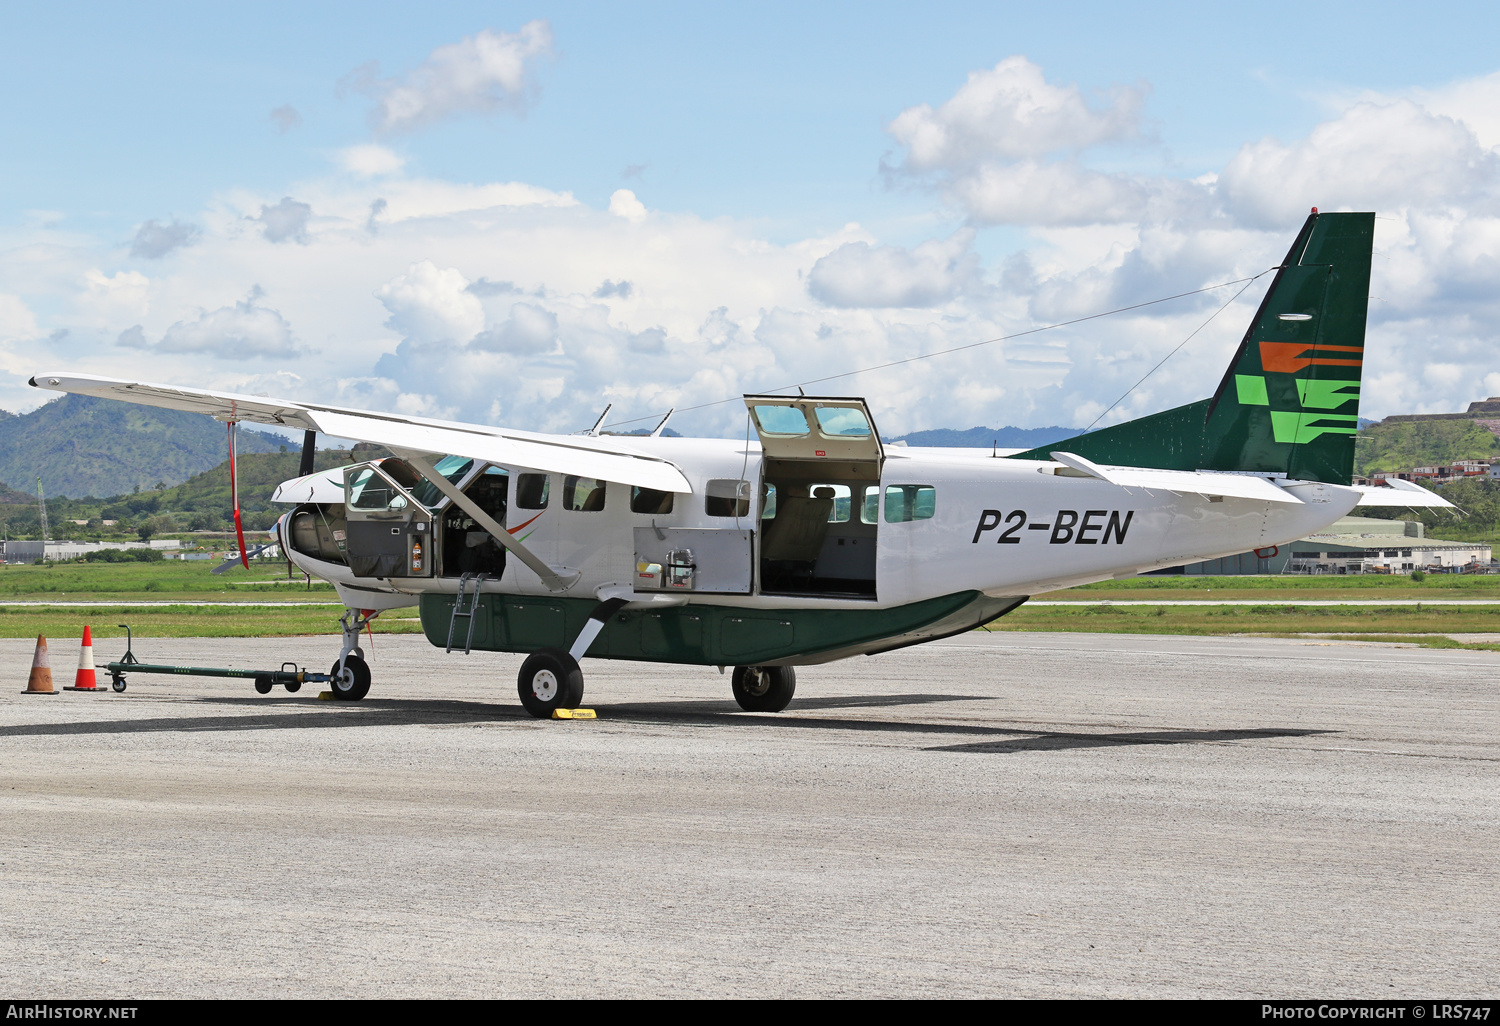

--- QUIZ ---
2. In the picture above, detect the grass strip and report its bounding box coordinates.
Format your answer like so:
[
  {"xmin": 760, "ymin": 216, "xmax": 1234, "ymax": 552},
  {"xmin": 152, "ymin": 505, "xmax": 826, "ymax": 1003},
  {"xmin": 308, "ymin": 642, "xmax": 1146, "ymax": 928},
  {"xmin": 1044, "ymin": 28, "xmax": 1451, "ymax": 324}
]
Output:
[
  {"xmin": 0, "ymin": 605, "xmax": 424, "ymax": 640},
  {"xmin": 987, "ymin": 602, "xmax": 1500, "ymax": 639}
]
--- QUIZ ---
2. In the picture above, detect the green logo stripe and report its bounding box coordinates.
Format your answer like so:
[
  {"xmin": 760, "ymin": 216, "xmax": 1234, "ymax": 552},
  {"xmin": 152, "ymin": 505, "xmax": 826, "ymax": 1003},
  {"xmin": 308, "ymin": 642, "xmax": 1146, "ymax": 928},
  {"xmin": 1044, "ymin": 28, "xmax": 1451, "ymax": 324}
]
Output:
[
  {"xmin": 1235, "ymin": 374, "xmax": 1270, "ymax": 406},
  {"xmin": 1270, "ymin": 411, "xmax": 1359, "ymax": 444},
  {"xmin": 1295, "ymin": 378, "xmax": 1361, "ymax": 410}
]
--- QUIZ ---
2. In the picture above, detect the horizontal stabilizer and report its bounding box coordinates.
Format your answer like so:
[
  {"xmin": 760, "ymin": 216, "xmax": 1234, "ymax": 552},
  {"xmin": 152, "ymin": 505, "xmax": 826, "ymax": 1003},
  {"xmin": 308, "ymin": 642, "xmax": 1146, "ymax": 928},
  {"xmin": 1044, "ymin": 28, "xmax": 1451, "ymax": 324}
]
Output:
[
  {"xmin": 1351, "ymin": 479, "xmax": 1456, "ymax": 509},
  {"xmin": 1049, "ymin": 451, "xmax": 1303, "ymax": 503},
  {"xmin": 29, "ymin": 372, "xmax": 692, "ymax": 494}
]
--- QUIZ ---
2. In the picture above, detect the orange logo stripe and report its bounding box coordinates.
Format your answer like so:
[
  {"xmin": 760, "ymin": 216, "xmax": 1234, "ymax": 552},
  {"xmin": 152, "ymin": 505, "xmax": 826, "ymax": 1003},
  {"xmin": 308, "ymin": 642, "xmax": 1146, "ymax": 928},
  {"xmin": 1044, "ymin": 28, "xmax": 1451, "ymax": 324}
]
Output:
[{"xmin": 1258, "ymin": 341, "xmax": 1363, "ymax": 374}]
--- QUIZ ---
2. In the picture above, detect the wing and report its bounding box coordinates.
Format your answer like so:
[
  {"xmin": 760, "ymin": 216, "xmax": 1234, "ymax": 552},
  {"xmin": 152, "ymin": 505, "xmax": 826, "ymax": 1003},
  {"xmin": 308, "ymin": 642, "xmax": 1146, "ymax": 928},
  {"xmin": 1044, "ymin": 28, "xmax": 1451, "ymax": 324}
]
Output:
[{"xmin": 31, "ymin": 372, "xmax": 692, "ymax": 494}]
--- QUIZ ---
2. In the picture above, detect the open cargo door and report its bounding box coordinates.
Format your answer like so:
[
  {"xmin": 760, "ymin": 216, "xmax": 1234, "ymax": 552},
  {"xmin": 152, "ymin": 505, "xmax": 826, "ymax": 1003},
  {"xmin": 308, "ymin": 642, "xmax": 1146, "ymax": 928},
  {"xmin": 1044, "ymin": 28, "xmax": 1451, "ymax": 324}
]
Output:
[
  {"xmin": 743, "ymin": 395, "xmax": 885, "ymax": 463},
  {"xmin": 743, "ymin": 395, "xmax": 884, "ymax": 599}
]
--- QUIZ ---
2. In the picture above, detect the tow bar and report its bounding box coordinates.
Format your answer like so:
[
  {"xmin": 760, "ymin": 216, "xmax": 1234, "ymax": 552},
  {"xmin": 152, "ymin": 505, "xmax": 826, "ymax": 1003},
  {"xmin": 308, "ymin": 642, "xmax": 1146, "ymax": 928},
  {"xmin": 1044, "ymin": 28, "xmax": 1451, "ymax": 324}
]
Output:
[{"xmin": 106, "ymin": 624, "xmax": 335, "ymax": 695}]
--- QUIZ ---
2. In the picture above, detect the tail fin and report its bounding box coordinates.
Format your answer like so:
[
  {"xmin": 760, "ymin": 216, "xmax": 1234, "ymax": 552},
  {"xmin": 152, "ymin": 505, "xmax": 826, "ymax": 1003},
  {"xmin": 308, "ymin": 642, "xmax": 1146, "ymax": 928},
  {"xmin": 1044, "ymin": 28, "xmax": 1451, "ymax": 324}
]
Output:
[{"xmin": 1011, "ymin": 210, "xmax": 1374, "ymax": 485}]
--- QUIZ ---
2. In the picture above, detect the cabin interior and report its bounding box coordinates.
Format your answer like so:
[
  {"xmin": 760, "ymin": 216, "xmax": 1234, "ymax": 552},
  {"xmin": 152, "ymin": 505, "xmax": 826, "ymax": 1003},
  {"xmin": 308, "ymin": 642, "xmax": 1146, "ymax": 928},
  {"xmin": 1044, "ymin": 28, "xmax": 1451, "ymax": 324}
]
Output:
[{"xmin": 758, "ymin": 456, "xmax": 879, "ymax": 598}]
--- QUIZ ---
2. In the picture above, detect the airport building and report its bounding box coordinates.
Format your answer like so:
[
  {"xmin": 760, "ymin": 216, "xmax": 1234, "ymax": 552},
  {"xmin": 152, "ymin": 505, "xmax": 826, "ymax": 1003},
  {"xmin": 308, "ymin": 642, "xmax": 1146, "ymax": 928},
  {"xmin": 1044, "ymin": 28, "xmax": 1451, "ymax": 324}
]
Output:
[
  {"xmin": 1164, "ymin": 516, "xmax": 1492, "ymax": 575},
  {"xmin": 0, "ymin": 539, "xmax": 184, "ymax": 564}
]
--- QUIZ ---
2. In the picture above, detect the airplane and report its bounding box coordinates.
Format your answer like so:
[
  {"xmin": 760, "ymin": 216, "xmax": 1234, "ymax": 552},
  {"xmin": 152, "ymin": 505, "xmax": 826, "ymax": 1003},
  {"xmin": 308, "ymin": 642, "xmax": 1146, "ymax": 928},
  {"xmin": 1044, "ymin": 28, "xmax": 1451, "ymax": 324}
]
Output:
[{"xmin": 30, "ymin": 210, "xmax": 1453, "ymax": 717}]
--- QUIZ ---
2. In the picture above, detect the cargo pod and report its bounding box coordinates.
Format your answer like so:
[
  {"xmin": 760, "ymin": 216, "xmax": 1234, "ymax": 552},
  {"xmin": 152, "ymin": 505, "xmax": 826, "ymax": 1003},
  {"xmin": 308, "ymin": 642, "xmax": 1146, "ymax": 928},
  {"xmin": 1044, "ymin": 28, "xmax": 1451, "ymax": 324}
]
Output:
[{"xmin": 744, "ymin": 395, "xmax": 883, "ymax": 599}]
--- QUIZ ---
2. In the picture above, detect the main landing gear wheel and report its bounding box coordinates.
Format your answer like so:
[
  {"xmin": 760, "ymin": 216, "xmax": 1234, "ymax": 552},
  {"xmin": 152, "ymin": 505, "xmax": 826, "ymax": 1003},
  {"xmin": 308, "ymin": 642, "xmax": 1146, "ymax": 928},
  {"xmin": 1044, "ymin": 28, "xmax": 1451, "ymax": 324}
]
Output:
[
  {"xmin": 732, "ymin": 665, "xmax": 796, "ymax": 713},
  {"xmin": 518, "ymin": 648, "xmax": 583, "ymax": 718},
  {"xmin": 329, "ymin": 653, "xmax": 371, "ymax": 701}
]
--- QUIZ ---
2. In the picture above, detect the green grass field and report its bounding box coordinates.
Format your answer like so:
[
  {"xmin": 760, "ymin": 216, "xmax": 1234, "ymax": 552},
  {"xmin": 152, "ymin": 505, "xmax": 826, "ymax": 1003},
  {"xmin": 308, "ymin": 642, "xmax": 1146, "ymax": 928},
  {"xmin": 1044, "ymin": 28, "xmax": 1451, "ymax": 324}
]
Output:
[
  {"xmin": 4, "ymin": 560, "xmax": 1500, "ymax": 651},
  {"xmin": 0, "ymin": 559, "xmax": 337, "ymax": 601}
]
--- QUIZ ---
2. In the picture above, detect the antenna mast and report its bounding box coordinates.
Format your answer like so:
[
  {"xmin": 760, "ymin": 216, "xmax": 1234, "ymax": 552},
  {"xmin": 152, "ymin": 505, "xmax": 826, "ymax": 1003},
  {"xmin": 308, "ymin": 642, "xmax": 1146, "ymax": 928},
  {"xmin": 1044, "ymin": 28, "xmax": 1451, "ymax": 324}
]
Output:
[{"xmin": 36, "ymin": 477, "xmax": 49, "ymax": 545}]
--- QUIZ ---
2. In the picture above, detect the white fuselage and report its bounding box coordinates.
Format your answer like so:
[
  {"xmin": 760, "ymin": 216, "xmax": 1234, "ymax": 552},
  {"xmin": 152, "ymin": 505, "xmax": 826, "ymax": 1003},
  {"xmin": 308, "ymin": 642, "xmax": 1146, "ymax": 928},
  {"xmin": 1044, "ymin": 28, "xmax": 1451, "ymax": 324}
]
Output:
[{"xmin": 282, "ymin": 435, "xmax": 1360, "ymax": 612}]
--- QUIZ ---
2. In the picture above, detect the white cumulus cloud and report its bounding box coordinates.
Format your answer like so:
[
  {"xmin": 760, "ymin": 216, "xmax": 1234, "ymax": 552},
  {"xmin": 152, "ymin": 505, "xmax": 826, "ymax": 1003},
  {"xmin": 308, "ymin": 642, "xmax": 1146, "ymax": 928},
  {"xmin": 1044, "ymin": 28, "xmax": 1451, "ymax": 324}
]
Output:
[
  {"xmin": 608, "ymin": 189, "xmax": 647, "ymax": 224},
  {"xmin": 888, "ymin": 56, "xmax": 1146, "ymax": 169},
  {"xmin": 808, "ymin": 229, "xmax": 978, "ymax": 308},
  {"xmin": 365, "ymin": 21, "xmax": 554, "ymax": 134},
  {"xmin": 120, "ymin": 290, "xmax": 300, "ymax": 360},
  {"xmin": 339, "ymin": 145, "xmax": 406, "ymax": 178},
  {"xmin": 376, "ymin": 261, "xmax": 485, "ymax": 343}
]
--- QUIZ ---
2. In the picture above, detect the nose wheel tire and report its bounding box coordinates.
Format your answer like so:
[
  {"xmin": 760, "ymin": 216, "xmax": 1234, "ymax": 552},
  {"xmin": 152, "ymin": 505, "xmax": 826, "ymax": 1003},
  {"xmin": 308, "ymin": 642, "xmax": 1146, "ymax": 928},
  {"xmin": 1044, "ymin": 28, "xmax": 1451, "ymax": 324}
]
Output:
[
  {"xmin": 732, "ymin": 665, "xmax": 796, "ymax": 712},
  {"xmin": 518, "ymin": 648, "xmax": 584, "ymax": 718},
  {"xmin": 329, "ymin": 653, "xmax": 372, "ymax": 701}
]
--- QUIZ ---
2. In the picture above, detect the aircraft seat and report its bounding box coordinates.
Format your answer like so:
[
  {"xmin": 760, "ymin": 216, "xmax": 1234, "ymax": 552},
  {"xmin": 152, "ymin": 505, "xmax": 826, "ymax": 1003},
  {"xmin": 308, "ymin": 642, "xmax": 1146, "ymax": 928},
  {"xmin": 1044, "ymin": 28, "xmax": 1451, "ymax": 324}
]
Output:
[{"xmin": 760, "ymin": 489, "xmax": 835, "ymax": 562}]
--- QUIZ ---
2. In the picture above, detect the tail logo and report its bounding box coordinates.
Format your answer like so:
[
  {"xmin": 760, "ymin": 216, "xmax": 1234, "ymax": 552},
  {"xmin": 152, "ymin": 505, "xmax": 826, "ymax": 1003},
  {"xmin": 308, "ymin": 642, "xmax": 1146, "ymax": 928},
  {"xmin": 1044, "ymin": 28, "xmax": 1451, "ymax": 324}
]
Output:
[
  {"xmin": 1235, "ymin": 342, "xmax": 1363, "ymax": 445},
  {"xmin": 1257, "ymin": 341, "xmax": 1363, "ymax": 374}
]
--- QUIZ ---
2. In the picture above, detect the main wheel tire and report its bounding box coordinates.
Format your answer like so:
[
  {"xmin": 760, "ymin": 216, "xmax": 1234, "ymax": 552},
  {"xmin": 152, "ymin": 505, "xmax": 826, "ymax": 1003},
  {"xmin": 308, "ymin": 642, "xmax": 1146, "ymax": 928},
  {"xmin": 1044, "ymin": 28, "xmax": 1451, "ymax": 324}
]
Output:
[
  {"xmin": 517, "ymin": 648, "xmax": 584, "ymax": 718},
  {"xmin": 329, "ymin": 654, "xmax": 371, "ymax": 701},
  {"xmin": 732, "ymin": 665, "xmax": 796, "ymax": 712}
]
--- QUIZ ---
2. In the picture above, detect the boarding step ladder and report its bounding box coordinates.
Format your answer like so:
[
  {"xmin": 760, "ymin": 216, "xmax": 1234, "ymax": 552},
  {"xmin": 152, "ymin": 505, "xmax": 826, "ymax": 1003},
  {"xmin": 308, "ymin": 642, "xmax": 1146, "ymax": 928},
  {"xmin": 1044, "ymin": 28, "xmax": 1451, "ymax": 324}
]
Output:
[{"xmin": 446, "ymin": 573, "xmax": 490, "ymax": 654}]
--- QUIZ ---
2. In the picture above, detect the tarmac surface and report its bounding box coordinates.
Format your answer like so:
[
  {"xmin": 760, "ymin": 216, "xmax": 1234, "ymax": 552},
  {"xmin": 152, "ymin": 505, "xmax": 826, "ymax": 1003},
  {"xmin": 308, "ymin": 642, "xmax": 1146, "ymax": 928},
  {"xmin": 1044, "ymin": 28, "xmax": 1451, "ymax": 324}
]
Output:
[{"xmin": 1, "ymin": 630, "xmax": 1496, "ymax": 999}]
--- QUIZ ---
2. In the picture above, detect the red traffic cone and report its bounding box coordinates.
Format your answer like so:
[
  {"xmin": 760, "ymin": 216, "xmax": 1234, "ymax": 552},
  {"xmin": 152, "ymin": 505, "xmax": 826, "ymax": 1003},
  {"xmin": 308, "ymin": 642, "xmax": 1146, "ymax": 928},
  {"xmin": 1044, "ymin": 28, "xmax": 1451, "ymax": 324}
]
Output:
[
  {"xmin": 65, "ymin": 625, "xmax": 105, "ymax": 692},
  {"xmin": 22, "ymin": 635, "xmax": 56, "ymax": 695}
]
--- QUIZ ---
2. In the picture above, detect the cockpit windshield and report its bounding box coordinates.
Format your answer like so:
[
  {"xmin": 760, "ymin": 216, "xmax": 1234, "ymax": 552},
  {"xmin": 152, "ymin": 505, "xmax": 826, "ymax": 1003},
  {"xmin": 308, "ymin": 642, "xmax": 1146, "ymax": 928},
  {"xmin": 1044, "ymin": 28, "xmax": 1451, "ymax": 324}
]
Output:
[{"xmin": 406, "ymin": 455, "xmax": 475, "ymax": 508}]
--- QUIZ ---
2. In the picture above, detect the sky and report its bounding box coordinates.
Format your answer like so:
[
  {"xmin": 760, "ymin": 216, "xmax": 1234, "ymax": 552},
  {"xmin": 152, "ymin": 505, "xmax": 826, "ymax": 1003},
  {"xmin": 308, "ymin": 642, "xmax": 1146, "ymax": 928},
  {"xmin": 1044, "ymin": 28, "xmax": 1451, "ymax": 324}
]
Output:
[{"xmin": 4, "ymin": 1, "xmax": 1500, "ymax": 439}]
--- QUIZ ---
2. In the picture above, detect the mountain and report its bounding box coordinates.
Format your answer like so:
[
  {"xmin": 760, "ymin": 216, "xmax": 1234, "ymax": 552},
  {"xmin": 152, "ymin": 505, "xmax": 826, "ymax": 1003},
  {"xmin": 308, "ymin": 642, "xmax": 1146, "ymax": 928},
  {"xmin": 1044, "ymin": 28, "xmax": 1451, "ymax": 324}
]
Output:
[
  {"xmin": 889, "ymin": 425, "xmax": 1084, "ymax": 449},
  {"xmin": 0, "ymin": 394, "xmax": 286, "ymax": 499},
  {"xmin": 1354, "ymin": 418, "xmax": 1500, "ymax": 475}
]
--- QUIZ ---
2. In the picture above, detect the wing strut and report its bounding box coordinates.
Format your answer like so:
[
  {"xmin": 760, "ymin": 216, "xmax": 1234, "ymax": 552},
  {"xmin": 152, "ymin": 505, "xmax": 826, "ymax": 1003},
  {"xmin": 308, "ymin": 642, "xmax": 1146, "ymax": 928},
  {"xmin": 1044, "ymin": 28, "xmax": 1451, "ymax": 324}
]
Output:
[{"xmin": 402, "ymin": 455, "xmax": 581, "ymax": 594}]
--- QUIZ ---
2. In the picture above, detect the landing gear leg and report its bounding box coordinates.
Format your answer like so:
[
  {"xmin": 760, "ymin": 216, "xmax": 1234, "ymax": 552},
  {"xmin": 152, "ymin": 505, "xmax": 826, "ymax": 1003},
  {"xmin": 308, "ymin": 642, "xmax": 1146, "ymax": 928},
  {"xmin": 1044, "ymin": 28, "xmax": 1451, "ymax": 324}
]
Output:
[
  {"xmin": 732, "ymin": 665, "xmax": 796, "ymax": 712},
  {"xmin": 330, "ymin": 608, "xmax": 376, "ymax": 702},
  {"xmin": 515, "ymin": 596, "xmax": 629, "ymax": 719}
]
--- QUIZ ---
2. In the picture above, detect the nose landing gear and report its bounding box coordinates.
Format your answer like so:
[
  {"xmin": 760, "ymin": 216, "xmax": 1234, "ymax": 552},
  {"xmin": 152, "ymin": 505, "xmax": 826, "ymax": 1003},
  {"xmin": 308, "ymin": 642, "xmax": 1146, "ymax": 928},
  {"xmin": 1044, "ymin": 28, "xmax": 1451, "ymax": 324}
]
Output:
[{"xmin": 329, "ymin": 653, "xmax": 371, "ymax": 701}]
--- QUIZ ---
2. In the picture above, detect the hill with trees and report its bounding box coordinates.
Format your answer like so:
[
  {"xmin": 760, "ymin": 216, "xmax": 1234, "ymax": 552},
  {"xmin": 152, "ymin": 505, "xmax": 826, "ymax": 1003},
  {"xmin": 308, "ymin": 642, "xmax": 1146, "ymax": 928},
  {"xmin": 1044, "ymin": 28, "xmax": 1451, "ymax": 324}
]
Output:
[
  {"xmin": 1354, "ymin": 418, "xmax": 1500, "ymax": 475},
  {"xmin": 0, "ymin": 394, "xmax": 284, "ymax": 499}
]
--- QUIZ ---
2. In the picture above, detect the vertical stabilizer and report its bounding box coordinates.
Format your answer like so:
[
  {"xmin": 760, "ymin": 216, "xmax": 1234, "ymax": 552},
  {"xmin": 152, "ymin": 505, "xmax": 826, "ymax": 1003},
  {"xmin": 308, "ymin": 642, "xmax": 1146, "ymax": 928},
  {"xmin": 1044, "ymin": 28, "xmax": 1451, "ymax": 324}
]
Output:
[{"xmin": 1010, "ymin": 210, "xmax": 1375, "ymax": 485}]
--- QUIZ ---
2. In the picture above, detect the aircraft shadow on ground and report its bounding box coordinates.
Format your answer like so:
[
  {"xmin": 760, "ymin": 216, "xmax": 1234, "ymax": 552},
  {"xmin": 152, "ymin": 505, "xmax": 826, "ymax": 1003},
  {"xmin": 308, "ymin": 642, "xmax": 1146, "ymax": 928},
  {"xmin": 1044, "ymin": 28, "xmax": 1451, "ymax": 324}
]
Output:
[
  {"xmin": 0, "ymin": 693, "xmax": 1335, "ymax": 753},
  {"xmin": 926, "ymin": 727, "xmax": 1332, "ymax": 754}
]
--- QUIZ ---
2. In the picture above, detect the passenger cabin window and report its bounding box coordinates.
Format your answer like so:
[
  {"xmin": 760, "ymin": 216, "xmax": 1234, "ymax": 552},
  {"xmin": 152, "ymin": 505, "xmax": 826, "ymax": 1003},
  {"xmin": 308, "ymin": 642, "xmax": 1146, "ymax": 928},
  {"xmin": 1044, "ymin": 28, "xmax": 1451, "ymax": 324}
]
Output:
[
  {"xmin": 809, "ymin": 484, "xmax": 852, "ymax": 522},
  {"xmin": 564, "ymin": 476, "xmax": 606, "ymax": 511},
  {"xmin": 631, "ymin": 486, "xmax": 674, "ymax": 515},
  {"xmin": 705, "ymin": 479, "xmax": 751, "ymax": 517},
  {"xmin": 884, "ymin": 484, "xmax": 936, "ymax": 523},
  {"xmin": 859, "ymin": 485, "xmax": 879, "ymax": 524},
  {"xmin": 516, "ymin": 473, "xmax": 550, "ymax": 510}
]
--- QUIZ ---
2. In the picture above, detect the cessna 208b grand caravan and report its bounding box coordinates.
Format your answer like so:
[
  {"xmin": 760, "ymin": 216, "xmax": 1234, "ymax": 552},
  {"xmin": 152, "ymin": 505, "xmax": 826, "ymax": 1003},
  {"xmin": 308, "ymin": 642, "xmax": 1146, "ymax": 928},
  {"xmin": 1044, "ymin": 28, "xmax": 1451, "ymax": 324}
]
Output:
[{"xmin": 31, "ymin": 210, "xmax": 1450, "ymax": 716}]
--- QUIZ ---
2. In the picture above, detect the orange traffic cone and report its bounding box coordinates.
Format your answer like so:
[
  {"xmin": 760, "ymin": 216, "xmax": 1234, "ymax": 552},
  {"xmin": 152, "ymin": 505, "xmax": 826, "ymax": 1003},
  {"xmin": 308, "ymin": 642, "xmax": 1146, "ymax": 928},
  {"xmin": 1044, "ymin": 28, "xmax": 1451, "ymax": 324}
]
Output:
[
  {"xmin": 22, "ymin": 635, "xmax": 56, "ymax": 695},
  {"xmin": 64, "ymin": 625, "xmax": 104, "ymax": 692}
]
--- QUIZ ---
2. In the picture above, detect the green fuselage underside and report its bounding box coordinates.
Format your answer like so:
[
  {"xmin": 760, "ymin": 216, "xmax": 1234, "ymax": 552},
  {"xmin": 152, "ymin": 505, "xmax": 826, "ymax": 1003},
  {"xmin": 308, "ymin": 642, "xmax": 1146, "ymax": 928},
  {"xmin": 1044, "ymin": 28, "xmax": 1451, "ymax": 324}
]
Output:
[{"xmin": 418, "ymin": 590, "xmax": 1027, "ymax": 667}]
